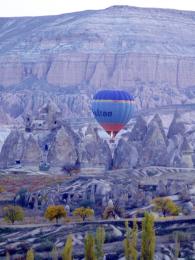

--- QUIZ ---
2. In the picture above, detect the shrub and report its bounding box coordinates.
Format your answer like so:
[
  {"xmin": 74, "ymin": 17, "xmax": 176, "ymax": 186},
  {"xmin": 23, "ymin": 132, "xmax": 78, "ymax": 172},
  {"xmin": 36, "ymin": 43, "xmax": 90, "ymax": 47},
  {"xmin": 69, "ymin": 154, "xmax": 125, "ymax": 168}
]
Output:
[
  {"xmin": 3, "ymin": 205, "xmax": 24, "ymax": 224},
  {"xmin": 152, "ymin": 197, "xmax": 180, "ymax": 217},
  {"xmin": 73, "ymin": 207, "xmax": 94, "ymax": 221}
]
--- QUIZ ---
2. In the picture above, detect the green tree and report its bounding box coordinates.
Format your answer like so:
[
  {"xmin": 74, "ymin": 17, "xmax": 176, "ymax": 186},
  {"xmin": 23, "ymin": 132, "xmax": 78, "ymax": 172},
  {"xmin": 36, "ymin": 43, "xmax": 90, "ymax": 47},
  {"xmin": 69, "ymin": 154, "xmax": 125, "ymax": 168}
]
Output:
[
  {"xmin": 62, "ymin": 235, "xmax": 73, "ymax": 260},
  {"xmin": 51, "ymin": 245, "xmax": 58, "ymax": 260},
  {"xmin": 73, "ymin": 207, "xmax": 94, "ymax": 221},
  {"xmin": 26, "ymin": 248, "xmax": 34, "ymax": 260},
  {"xmin": 44, "ymin": 205, "xmax": 67, "ymax": 224},
  {"xmin": 152, "ymin": 197, "xmax": 180, "ymax": 217},
  {"xmin": 141, "ymin": 213, "xmax": 156, "ymax": 260},
  {"xmin": 3, "ymin": 205, "xmax": 24, "ymax": 224},
  {"xmin": 85, "ymin": 233, "xmax": 97, "ymax": 260},
  {"xmin": 131, "ymin": 219, "xmax": 138, "ymax": 260},
  {"xmin": 95, "ymin": 226, "xmax": 105, "ymax": 260},
  {"xmin": 124, "ymin": 221, "xmax": 131, "ymax": 260},
  {"xmin": 124, "ymin": 220, "xmax": 138, "ymax": 260}
]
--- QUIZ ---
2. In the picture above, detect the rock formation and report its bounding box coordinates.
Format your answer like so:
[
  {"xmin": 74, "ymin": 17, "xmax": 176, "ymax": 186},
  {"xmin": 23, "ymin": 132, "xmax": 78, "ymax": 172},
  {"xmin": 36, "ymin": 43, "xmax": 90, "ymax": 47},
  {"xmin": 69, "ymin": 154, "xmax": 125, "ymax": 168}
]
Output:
[
  {"xmin": 140, "ymin": 114, "xmax": 169, "ymax": 166},
  {"xmin": 80, "ymin": 126, "xmax": 112, "ymax": 168},
  {"xmin": 113, "ymin": 139, "xmax": 138, "ymax": 169},
  {"xmin": 0, "ymin": 130, "xmax": 41, "ymax": 168},
  {"xmin": 129, "ymin": 115, "xmax": 147, "ymax": 142},
  {"xmin": 47, "ymin": 126, "xmax": 78, "ymax": 167},
  {"xmin": 167, "ymin": 110, "xmax": 186, "ymax": 139},
  {"xmin": 161, "ymin": 111, "xmax": 195, "ymax": 167}
]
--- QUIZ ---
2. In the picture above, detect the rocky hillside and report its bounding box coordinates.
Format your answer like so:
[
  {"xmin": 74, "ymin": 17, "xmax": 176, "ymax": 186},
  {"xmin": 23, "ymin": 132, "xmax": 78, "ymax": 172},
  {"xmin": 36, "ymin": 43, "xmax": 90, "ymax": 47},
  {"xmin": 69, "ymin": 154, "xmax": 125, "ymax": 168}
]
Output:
[
  {"xmin": 0, "ymin": 100, "xmax": 195, "ymax": 170},
  {"xmin": 1, "ymin": 6, "xmax": 195, "ymax": 122}
]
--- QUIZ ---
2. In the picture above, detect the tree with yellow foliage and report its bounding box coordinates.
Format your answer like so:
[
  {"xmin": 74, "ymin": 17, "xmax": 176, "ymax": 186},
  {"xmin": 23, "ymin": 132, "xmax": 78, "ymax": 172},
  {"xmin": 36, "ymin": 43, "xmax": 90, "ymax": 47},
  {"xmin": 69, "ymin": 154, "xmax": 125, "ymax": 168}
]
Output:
[
  {"xmin": 62, "ymin": 235, "xmax": 73, "ymax": 260},
  {"xmin": 44, "ymin": 205, "xmax": 67, "ymax": 224},
  {"xmin": 26, "ymin": 248, "xmax": 34, "ymax": 260},
  {"xmin": 141, "ymin": 213, "xmax": 156, "ymax": 260},
  {"xmin": 95, "ymin": 226, "xmax": 105, "ymax": 260},
  {"xmin": 85, "ymin": 233, "xmax": 96, "ymax": 260},
  {"xmin": 73, "ymin": 207, "xmax": 94, "ymax": 221},
  {"xmin": 3, "ymin": 205, "xmax": 24, "ymax": 224},
  {"xmin": 0, "ymin": 186, "xmax": 5, "ymax": 193},
  {"xmin": 152, "ymin": 197, "xmax": 180, "ymax": 217},
  {"xmin": 124, "ymin": 220, "xmax": 138, "ymax": 260}
]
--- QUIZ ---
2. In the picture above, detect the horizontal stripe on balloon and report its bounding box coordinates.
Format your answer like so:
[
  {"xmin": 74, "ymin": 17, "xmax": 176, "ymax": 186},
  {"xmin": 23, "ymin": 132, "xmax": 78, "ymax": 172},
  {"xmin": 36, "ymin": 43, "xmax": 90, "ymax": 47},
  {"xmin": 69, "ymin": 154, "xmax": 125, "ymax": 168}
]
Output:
[
  {"xmin": 100, "ymin": 123, "xmax": 124, "ymax": 132},
  {"xmin": 100, "ymin": 123, "xmax": 124, "ymax": 133},
  {"xmin": 93, "ymin": 99, "xmax": 134, "ymax": 103},
  {"xmin": 94, "ymin": 90, "xmax": 134, "ymax": 101}
]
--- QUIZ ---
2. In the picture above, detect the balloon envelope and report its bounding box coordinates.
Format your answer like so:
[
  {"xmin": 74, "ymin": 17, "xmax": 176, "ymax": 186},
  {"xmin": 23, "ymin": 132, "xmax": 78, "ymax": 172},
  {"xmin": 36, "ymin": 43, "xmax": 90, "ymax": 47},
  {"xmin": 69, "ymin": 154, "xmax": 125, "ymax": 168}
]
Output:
[{"xmin": 92, "ymin": 90, "xmax": 135, "ymax": 137}]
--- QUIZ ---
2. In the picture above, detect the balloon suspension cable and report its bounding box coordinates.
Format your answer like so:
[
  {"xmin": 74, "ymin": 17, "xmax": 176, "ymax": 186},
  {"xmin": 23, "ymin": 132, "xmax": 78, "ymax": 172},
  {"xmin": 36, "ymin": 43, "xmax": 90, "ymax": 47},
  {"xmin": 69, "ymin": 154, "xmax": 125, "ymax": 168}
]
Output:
[
  {"xmin": 109, "ymin": 131, "xmax": 116, "ymax": 160},
  {"xmin": 110, "ymin": 131, "xmax": 114, "ymax": 143}
]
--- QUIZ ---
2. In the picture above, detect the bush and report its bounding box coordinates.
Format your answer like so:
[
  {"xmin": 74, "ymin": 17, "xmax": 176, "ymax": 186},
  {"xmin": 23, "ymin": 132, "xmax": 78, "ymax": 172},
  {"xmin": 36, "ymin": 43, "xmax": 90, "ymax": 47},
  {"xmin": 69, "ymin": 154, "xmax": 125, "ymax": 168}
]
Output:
[{"xmin": 152, "ymin": 197, "xmax": 180, "ymax": 217}]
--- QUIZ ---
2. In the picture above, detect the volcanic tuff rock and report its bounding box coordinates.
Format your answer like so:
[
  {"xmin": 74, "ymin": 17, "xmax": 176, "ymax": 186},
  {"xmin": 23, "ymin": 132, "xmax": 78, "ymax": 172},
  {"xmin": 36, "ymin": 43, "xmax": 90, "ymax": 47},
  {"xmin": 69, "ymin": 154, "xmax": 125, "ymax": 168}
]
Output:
[
  {"xmin": 167, "ymin": 134, "xmax": 194, "ymax": 168},
  {"xmin": 1, "ymin": 6, "xmax": 195, "ymax": 122},
  {"xmin": 113, "ymin": 139, "xmax": 138, "ymax": 169},
  {"xmin": 129, "ymin": 115, "xmax": 147, "ymax": 142},
  {"xmin": 113, "ymin": 112, "xmax": 195, "ymax": 168},
  {"xmin": 140, "ymin": 114, "xmax": 169, "ymax": 166},
  {"xmin": 0, "ymin": 130, "xmax": 41, "ymax": 168},
  {"xmin": 47, "ymin": 126, "xmax": 78, "ymax": 167},
  {"xmin": 167, "ymin": 110, "xmax": 186, "ymax": 138},
  {"xmin": 0, "ymin": 124, "xmax": 80, "ymax": 169},
  {"xmin": 79, "ymin": 125, "xmax": 112, "ymax": 168},
  {"xmin": 1, "ymin": 111, "xmax": 195, "ymax": 169}
]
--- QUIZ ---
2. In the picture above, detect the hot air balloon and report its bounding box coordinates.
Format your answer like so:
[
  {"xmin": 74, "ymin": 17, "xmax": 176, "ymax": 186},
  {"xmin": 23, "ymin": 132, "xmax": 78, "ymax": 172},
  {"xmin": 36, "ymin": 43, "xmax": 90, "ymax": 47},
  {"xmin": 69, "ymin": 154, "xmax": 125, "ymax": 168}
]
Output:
[{"xmin": 92, "ymin": 90, "xmax": 135, "ymax": 140}]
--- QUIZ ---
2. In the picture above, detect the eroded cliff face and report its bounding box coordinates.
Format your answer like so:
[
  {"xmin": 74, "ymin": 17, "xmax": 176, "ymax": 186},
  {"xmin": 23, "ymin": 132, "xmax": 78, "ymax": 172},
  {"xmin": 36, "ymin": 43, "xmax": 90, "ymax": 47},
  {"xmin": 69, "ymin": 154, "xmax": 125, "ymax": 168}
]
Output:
[
  {"xmin": 0, "ymin": 53, "xmax": 194, "ymax": 110},
  {"xmin": 1, "ymin": 6, "xmax": 195, "ymax": 121}
]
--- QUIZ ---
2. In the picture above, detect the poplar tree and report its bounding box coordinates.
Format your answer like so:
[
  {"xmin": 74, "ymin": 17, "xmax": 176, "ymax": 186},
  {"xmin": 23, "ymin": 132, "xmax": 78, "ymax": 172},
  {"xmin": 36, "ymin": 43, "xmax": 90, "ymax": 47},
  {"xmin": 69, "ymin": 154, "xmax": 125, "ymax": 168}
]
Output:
[
  {"xmin": 85, "ymin": 233, "xmax": 97, "ymax": 260},
  {"xmin": 174, "ymin": 232, "xmax": 180, "ymax": 259},
  {"xmin": 95, "ymin": 226, "xmax": 105, "ymax": 260},
  {"xmin": 130, "ymin": 219, "xmax": 138, "ymax": 260},
  {"xmin": 141, "ymin": 213, "xmax": 156, "ymax": 260},
  {"xmin": 124, "ymin": 221, "xmax": 131, "ymax": 260},
  {"xmin": 62, "ymin": 235, "xmax": 73, "ymax": 260},
  {"xmin": 26, "ymin": 248, "xmax": 34, "ymax": 260},
  {"xmin": 51, "ymin": 245, "xmax": 58, "ymax": 260},
  {"xmin": 124, "ymin": 220, "xmax": 138, "ymax": 260}
]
